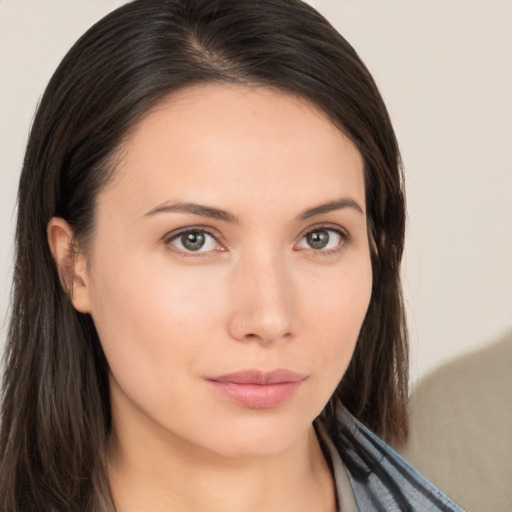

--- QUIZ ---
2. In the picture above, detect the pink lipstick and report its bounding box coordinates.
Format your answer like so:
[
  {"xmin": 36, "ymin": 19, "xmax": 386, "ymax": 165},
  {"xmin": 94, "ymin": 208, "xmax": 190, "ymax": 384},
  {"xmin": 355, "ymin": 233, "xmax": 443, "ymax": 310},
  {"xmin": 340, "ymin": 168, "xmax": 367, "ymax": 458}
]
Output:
[{"xmin": 207, "ymin": 369, "xmax": 306, "ymax": 409}]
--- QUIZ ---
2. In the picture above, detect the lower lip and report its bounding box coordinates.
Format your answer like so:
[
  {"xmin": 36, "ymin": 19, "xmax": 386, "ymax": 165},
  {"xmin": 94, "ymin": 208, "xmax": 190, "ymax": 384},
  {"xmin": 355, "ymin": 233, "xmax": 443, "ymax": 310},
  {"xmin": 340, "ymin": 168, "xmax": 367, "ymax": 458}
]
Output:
[{"xmin": 207, "ymin": 380, "xmax": 303, "ymax": 409}]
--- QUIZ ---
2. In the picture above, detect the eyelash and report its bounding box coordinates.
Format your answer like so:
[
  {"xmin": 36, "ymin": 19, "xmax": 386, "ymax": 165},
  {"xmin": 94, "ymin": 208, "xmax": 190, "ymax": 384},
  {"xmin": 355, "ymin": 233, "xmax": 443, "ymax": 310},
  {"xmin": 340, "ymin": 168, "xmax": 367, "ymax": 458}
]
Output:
[
  {"xmin": 163, "ymin": 225, "xmax": 351, "ymax": 256},
  {"xmin": 296, "ymin": 225, "xmax": 351, "ymax": 255},
  {"xmin": 163, "ymin": 227, "xmax": 223, "ymax": 257}
]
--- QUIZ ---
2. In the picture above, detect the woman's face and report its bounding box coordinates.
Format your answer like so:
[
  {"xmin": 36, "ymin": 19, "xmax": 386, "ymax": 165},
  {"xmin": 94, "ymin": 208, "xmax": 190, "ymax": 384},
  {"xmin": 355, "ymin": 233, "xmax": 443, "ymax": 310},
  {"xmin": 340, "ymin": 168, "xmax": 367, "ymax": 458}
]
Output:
[{"xmin": 78, "ymin": 84, "xmax": 372, "ymax": 458}]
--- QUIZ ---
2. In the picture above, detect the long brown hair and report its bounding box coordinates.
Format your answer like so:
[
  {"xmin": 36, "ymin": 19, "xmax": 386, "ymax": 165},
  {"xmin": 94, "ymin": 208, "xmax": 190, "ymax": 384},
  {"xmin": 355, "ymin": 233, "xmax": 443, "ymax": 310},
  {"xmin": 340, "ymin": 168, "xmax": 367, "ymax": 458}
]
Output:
[{"xmin": 0, "ymin": 0, "xmax": 408, "ymax": 510}]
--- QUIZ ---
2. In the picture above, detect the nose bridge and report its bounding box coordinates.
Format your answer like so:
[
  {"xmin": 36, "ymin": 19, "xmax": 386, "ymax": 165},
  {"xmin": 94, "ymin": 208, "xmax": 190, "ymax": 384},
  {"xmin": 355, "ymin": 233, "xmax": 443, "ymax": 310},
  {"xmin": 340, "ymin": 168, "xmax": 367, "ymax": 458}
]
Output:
[{"xmin": 228, "ymin": 245, "xmax": 295, "ymax": 343}]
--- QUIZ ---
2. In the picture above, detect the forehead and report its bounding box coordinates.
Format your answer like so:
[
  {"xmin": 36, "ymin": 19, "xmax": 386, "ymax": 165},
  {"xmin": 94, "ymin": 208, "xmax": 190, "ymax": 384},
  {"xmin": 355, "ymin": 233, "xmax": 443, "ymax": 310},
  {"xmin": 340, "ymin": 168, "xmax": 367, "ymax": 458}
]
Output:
[{"xmin": 99, "ymin": 84, "xmax": 365, "ymax": 219}]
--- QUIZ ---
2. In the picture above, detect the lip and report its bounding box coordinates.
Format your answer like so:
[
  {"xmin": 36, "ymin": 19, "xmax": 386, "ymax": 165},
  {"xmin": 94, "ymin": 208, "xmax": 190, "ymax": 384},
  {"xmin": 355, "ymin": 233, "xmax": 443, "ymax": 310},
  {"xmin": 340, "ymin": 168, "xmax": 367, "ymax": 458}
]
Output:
[{"xmin": 207, "ymin": 369, "xmax": 307, "ymax": 409}]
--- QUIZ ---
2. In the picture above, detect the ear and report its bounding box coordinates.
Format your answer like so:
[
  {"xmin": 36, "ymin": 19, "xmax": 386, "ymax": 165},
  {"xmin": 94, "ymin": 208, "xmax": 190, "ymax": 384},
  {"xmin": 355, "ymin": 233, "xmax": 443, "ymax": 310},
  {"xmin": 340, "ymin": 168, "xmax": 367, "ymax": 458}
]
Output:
[{"xmin": 47, "ymin": 217, "xmax": 92, "ymax": 313}]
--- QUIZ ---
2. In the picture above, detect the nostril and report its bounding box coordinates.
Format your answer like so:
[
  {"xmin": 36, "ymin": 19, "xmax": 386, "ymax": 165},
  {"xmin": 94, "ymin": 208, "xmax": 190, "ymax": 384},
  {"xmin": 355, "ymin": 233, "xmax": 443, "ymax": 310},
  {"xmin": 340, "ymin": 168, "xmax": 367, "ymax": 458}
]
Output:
[{"xmin": 241, "ymin": 330, "xmax": 293, "ymax": 344}]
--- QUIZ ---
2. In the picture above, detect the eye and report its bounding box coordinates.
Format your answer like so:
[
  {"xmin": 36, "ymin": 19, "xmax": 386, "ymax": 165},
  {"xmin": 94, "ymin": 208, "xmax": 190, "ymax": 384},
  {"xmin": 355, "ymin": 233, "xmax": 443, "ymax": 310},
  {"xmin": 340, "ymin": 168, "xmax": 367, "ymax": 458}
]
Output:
[
  {"xmin": 296, "ymin": 228, "xmax": 346, "ymax": 252},
  {"xmin": 166, "ymin": 229, "xmax": 220, "ymax": 253}
]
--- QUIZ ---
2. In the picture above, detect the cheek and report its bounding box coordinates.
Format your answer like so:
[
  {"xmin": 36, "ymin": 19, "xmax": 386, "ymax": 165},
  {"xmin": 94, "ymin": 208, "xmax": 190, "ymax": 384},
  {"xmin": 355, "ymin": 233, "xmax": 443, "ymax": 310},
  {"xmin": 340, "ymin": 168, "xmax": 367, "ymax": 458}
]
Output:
[
  {"xmin": 300, "ymin": 252, "xmax": 372, "ymax": 375},
  {"xmin": 307, "ymin": 249, "xmax": 371, "ymax": 323},
  {"xmin": 87, "ymin": 252, "xmax": 226, "ymax": 388}
]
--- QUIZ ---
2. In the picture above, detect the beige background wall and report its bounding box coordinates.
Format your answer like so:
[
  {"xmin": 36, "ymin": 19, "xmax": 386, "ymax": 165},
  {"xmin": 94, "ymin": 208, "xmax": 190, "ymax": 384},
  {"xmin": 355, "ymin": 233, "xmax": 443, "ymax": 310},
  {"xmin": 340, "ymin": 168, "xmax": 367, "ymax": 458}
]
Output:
[{"xmin": 1, "ymin": 0, "xmax": 511, "ymax": 385}]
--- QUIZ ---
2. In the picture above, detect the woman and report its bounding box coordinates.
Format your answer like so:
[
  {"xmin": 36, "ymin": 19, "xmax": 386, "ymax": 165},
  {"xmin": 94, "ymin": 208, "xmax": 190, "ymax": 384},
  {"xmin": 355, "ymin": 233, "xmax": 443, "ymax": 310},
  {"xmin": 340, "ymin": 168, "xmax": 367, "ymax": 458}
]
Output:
[{"xmin": 0, "ymin": 0, "xmax": 464, "ymax": 510}]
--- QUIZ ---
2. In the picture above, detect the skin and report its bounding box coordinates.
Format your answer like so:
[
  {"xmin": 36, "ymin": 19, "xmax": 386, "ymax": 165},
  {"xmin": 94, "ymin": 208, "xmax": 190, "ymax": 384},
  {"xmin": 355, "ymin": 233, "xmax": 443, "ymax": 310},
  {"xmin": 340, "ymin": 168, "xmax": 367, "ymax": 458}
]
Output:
[{"xmin": 48, "ymin": 84, "xmax": 372, "ymax": 512}]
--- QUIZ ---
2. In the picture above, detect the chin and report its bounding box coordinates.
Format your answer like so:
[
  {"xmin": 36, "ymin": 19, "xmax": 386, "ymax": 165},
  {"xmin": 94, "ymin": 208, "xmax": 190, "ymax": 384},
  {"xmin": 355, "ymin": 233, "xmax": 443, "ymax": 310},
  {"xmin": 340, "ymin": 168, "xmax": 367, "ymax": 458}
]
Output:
[{"xmin": 188, "ymin": 410, "xmax": 317, "ymax": 460}]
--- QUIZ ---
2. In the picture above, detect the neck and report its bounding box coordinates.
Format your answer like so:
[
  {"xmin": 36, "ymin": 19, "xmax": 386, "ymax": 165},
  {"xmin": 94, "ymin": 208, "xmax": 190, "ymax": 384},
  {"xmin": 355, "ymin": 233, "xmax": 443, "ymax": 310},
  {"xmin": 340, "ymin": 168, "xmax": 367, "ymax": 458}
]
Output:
[{"xmin": 108, "ymin": 412, "xmax": 336, "ymax": 512}]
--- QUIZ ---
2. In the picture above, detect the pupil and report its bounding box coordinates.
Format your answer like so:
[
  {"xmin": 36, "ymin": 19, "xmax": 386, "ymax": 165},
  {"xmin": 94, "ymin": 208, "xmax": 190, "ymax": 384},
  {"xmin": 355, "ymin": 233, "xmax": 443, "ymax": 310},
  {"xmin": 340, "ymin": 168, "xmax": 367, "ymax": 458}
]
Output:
[
  {"xmin": 307, "ymin": 230, "xmax": 329, "ymax": 249},
  {"xmin": 182, "ymin": 231, "xmax": 205, "ymax": 251}
]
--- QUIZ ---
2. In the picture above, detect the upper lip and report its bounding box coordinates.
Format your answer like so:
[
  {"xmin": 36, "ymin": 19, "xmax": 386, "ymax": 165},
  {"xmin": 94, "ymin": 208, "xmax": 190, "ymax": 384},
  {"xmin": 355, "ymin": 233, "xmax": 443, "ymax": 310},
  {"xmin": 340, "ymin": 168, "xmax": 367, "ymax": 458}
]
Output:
[{"xmin": 208, "ymin": 369, "xmax": 307, "ymax": 385}]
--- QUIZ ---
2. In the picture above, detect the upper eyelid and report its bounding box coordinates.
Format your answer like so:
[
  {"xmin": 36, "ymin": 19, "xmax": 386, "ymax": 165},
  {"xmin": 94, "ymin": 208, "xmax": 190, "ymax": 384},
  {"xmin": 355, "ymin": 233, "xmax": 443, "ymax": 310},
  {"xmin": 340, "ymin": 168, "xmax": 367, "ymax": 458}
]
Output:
[
  {"xmin": 297, "ymin": 223, "xmax": 351, "ymax": 241},
  {"xmin": 163, "ymin": 225, "xmax": 222, "ymax": 243},
  {"xmin": 164, "ymin": 224, "xmax": 348, "ymax": 237}
]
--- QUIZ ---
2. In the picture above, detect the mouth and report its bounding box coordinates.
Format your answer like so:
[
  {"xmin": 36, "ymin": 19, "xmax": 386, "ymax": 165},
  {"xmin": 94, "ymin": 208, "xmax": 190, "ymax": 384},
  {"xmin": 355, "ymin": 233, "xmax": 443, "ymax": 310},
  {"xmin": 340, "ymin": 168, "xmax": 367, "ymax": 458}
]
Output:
[{"xmin": 206, "ymin": 369, "xmax": 307, "ymax": 409}]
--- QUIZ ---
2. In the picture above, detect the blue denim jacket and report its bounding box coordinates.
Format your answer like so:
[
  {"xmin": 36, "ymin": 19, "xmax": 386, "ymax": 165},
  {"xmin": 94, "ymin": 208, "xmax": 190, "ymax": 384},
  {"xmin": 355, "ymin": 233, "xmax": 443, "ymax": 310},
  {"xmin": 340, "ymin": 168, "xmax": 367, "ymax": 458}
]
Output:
[{"xmin": 328, "ymin": 406, "xmax": 465, "ymax": 511}]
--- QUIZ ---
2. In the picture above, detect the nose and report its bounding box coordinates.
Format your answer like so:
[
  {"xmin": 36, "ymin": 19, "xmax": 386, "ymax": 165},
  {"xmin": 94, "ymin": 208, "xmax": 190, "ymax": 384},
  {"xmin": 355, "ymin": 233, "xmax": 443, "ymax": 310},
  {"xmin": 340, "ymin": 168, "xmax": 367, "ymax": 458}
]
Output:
[{"xmin": 226, "ymin": 252, "xmax": 295, "ymax": 345}]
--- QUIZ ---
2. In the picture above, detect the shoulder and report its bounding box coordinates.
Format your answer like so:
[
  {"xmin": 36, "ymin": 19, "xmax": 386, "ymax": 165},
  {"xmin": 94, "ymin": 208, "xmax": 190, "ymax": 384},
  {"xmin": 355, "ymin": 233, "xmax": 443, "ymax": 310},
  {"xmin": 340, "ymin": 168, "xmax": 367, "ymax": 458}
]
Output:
[{"xmin": 329, "ymin": 405, "xmax": 466, "ymax": 512}]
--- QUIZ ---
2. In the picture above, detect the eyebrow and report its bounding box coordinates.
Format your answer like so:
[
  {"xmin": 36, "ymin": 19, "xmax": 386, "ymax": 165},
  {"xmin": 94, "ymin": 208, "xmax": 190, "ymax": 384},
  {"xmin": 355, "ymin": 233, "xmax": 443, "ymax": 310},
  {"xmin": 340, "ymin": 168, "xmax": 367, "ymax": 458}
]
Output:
[
  {"xmin": 143, "ymin": 197, "xmax": 364, "ymax": 223},
  {"xmin": 143, "ymin": 202, "xmax": 238, "ymax": 222},
  {"xmin": 297, "ymin": 198, "xmax": 364, "ymax": 220}
]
